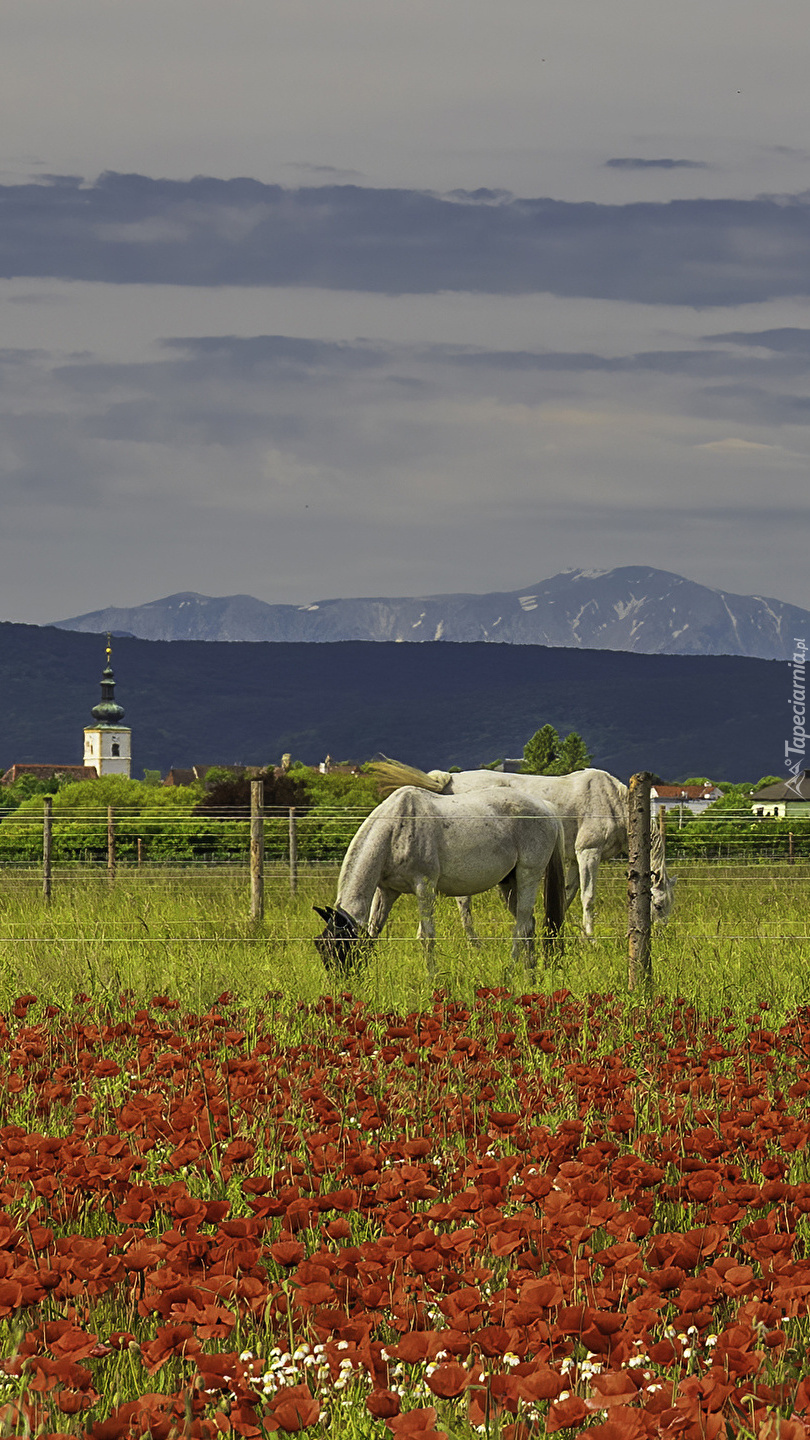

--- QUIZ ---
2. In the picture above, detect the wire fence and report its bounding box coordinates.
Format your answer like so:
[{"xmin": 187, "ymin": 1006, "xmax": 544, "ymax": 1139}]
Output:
[
  {"xmin": 2, "ymin": 804, "xmax": 810, "ymax": 866},
  {"xmin": 1, "ymin": 806, "xmax": 810, "ymax": 955}
]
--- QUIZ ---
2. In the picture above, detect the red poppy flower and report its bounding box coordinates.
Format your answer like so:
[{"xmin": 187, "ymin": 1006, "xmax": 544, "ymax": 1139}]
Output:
[
  {"xmin": 517, "ymin": 1366, "xmax": 566, "ymax": 1401},
  {"xmin": 545, "ymin": 1394, "xmax": 589, "ymax": 1433},
  {"xmin": 271, "ymin": 1240, "xmax": 305, "ymax": 1267},
  {"xmin": 268, "ymin": 1384, "xmax": 320, "ymax": 1432},
  {"xmin": 426, "ymin": 1361, "xmax": 469, "ymax": 1398},
  {"xmin": 390, "ymin": 1331, "xmax": 445, "ymax": 1364},
  {"xmin": 386, "ymin": 1406, "xmax": 447, "ymax": 1439},
  {"xmin": 367, "ymin": 1389, "xmax": 401, "ymax": 1419}
]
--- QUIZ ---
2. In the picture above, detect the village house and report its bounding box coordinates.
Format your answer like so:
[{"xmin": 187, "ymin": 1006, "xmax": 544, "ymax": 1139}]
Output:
[
  {"xmin": 1, "ymin": 763, "xmax": 97, "ymax": 787},
  {"xmin": 163, "ymin": 765, "xmax": 247, "ymax": 787},
  {"xmin": 650, "ymin": 782, "xmax": 722, "ymax": 817},
  {"xmin": 750, "ymin": 771, "xmax": 810, "ymax": 819}
]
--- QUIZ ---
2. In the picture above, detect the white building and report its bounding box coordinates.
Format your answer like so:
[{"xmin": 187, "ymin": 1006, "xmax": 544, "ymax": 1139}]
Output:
[
  {"xmin": 83, "ymin": 636, "xmax": 132, "ymax": 778},
  {"xmin": 750, "ymin": 771, "xmax": 810, "ymax": 819},
  {"xmin": 650, "ymin": 782, "xmax": 722, "ymax": 816}
]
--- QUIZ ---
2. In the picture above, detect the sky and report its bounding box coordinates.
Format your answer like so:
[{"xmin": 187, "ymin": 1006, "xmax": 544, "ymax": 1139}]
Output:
[{"xmin": 1, "ymin": 0, "xmax": 810, "ymax": 623}]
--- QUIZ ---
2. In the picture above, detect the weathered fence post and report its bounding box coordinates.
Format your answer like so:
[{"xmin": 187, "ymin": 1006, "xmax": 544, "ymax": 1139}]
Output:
[
  {"xmin": 137, "ymin": 837, "xmax": 143, "ymax": 867},
  {"xmin": 43, "ymin": 797, "xmax": 53, "ymax": 903},
  {"xmin": 107, "ymin": 806, "xmax": 116, "ymax": 881},
  {"xmin": 250, "ymin": 779, "xmax": 265, "ymax": 922},
  {"xmin": 627, "ymin": 771, "xmax": 653, "ymax": 991},
  {"xmin": 789, "ymin": 830, "xmax": 795, "ymax": 866},
  {"xmin": 289, "ymin": 806, "xmax": 298, "ymax": 897}
]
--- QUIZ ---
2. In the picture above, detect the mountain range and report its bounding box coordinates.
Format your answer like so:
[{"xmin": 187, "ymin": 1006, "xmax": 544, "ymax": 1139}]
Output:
[
  {"xmin": 0, "ymin": 622, "xmax": 791, "ymax": 782},
  {"xmin": 50, "ymin": 567, "xmax": 810, "ymax": 661}
]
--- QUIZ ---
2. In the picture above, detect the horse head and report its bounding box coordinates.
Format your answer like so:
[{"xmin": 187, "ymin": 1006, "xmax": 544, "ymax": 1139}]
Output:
[{"xmin": 313, "ymin": 904, "xmax": 363, "ymax": 970}]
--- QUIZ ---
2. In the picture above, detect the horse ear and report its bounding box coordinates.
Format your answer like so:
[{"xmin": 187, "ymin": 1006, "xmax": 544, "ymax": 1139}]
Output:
[{"xmin": 313, "ymin": 905, "xmax": 333, "ymax": 922}]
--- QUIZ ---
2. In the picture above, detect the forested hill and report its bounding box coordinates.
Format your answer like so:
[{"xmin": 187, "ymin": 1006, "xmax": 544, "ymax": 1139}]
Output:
[{"xmin": 0, "ymin": 622, "xmax": 789, "ymax": 782}]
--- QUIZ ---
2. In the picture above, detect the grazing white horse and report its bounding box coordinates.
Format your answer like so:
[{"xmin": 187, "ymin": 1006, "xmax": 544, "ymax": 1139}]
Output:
[
  {"xmin": 369, "ymin": 762, "xmax": 674, "ymax": 939},
  {"xmin": 314, "ymin": 784, "xmax": 566, "ymax": 976}
]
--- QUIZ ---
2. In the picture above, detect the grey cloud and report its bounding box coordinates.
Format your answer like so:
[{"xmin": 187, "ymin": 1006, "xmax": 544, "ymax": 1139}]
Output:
[
  {"xmin": 4, "ymin": 329, "xmax": 810, "ymax": 476},
  {"xmin": 0, "ymin": 347, "xmax": 48, "ymax": 364},
  {"xmin": 164, "ymin": 334, "xmax": 810, "ymax": 382},
  {"xmin": 6, "ymin": 292, "xmax": 66, "ymax": 306},
  {"xmin": 1, "ymin": 324, "xmax": 808, "ymax": 624},
  {"xmin": 1, "ymin": 172, "xmax": 810, "ymax": 304},
  {"xmin": 703, "ymin": 328, "xmax": 810, "ymax": 354},
  {"xmin": 426, "ymin": 344, "xmax": 804, "ymax": 379},
  {"xmin": 282, "ymin": 163, "xmax": 365, "ymax": 179},
  {"xmin": 29, "ymin": 331, "xmax": 810, "ymax": 452},
  {"xmin": 605, "ymin": 158, "xmax": 710, "ymax": 170},
  {"xmin": 691, "ymin": 383, "xmax": 810, "ymax": 426},
  {"xmin": 161, "ymin": 334, "xmax": 392, "ymax": 372}
]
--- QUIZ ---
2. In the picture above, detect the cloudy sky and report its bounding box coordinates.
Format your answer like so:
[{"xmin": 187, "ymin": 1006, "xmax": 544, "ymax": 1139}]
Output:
[{"xmin": 2, "ymin": 0, "xmax": 810, "ymax": 623}]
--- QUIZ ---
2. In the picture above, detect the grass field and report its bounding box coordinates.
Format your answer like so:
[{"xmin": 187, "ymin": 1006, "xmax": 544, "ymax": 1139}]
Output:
[
  {"xmin": 0, "ymin": 862, "xmax": 809, "ymax": 1437},
  {"xmin": 0, "ymin": 858, "xmax": 808, "ymax": 1016}
]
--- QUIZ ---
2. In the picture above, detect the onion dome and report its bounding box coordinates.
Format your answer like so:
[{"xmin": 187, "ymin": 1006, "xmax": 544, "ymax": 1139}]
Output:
[{"xmin": 91, "ymin": 634, "xmax": 125, "ymax": 725}]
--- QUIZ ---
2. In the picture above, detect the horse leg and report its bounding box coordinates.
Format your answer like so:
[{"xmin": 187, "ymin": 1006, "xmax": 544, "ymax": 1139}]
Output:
[
  {"xmin": 576, "ymin": 848, "xmax": 601, "ymax": 939},
  {"xmin": 368, "ymin": 886, "xmax": 397, "ymax": 939},
  {"xmin": 415, "ymin": 879, "xmax": 437, "ymax": 978},
  {"xmin": 455, "ymin": 896, "xmax": 482, "ymax": 948},
  {"xmin": 500, "ymin": 871, "xmax": 536, "ymax": 978}
]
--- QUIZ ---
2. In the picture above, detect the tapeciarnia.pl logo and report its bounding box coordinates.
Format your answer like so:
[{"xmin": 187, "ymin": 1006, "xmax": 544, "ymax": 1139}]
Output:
[{"xmin": 786, "ymin": 637, "xmax": 808, "ymax": 796}]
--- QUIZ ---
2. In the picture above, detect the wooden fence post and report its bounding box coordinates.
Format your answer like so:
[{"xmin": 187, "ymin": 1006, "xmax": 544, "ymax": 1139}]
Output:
[
  {"xmin": 137, "ymin": 837, "xmax": 143, "ymax": 868},
  {"xmin": 627, "ymin": 771, "xmax": 653, "ymax": 991},
  {"xmin": 107, "ymin": 806, "xmax": 116, "ymax": 881},
  {"xmin": 789, "ymin": 831, "xmax": 795, "ymax": 866},
  {"xmin": 250, "ymin": 779, "xmax": 264, "ymax": 922},
  {"xmin": 43, "ymin": 797, "xmax": 53, "ymax": 903},
  {"xmin": 289, "ymin": 807, "xmax": 298, "ymax": 896}
]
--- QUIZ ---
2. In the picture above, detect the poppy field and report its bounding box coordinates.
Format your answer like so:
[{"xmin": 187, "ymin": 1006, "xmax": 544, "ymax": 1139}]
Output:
[{"xmin": 0, "ymin": 864, "xmax": 809, "ymax": 1437}]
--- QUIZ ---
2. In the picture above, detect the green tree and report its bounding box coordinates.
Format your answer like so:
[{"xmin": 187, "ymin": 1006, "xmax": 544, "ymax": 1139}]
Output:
[
  {"xmin": 0, "ymin": 773, "xmax": 62, "ymax": 811},
  {"xmin": 521, "ymin": 725, "xmax": 592, "ymax": 775},
  {"xmin": 0, "ymin": 776, "xmax": 203, "ymax": 864},
  {"xmin": 522, "ymin": 725, "xmax": 560, "ymax": 774},
  {"xmin": 547, "ymin": 731, "xmax": 592, "ymax": 775}
]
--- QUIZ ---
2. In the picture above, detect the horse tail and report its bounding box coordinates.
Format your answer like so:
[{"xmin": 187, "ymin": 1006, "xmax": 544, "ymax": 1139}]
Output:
[
  {"xmin": 368, "ymin": 756, "xmax": 449, "ymax": 797},
  {"xmin": 542, "ymin": 827, "xmax": 567, "ymax": 958}
]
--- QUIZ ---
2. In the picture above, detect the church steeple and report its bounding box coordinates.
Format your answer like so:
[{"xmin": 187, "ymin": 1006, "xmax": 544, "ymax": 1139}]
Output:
[
  {"xmin": 91, "ymin": 634, "xmax": 126, "ymax": 726},
  {"xmin": 83, "ymin": 634, "xmax": 132, "ymax": 777}
]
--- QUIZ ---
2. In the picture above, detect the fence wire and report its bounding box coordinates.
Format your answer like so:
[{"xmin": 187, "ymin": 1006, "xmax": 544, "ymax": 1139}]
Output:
[{"xmin": 1, "ymin": 806, "xmax": 809, "ymax": 951}]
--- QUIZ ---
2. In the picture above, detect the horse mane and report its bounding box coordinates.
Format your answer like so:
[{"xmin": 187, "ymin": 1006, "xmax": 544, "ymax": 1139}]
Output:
[{"xmin": 367, "ymin": 756, "xmax": 449, "ymax": 797}]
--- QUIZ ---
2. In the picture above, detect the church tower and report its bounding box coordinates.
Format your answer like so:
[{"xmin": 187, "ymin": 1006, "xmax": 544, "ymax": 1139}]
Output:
[{"xmin": 83, "ymin": 635, "xmax": 132, "ymax": 778}]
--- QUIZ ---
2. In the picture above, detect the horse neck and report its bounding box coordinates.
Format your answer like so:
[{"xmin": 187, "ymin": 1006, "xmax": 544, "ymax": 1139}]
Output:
[{"xmin": 336, "ymin": 825, "xmax": 388, "ymax": 928}]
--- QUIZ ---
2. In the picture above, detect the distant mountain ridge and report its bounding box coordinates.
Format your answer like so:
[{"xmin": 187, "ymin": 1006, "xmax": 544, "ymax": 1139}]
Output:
[{"xmin": 50, "ymin": 566, "xmax": 810, "ymax": 661}]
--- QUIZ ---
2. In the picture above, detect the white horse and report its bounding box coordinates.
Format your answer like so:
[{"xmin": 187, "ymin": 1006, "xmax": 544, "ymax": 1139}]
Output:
[
  {"xmin": 314, "ymin": 785, "xmax": 566, "ymax": 976},
  {"xmin": 368, "ymin": 762, "xmax": 674, "ymax": 939}
]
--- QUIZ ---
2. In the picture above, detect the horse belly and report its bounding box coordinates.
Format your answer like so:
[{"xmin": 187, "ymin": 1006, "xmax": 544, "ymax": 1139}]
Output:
[{"xmin": 435, "ymin": 832, "xmax": 517, "ymax": 896}]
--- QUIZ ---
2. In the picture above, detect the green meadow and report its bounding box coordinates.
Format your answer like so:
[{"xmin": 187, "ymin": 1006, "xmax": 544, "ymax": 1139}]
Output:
[{"xmin": 0, "ymin": 856, "xmax": 807, "ymax": 1020}]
